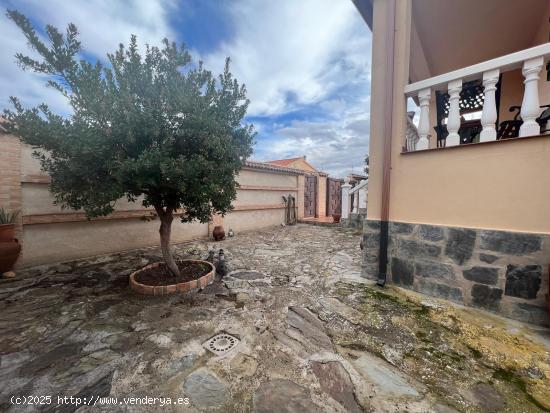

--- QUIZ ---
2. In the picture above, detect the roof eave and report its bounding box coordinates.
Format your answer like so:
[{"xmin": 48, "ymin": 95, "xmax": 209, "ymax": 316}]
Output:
[{"xmin": 352, "ymin": 0, "xmax": 373, "ymax": 31}]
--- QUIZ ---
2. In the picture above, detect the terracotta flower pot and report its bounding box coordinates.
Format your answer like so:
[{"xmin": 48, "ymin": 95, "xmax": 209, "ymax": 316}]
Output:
[
  {"xmin": 213, "ymin": 225, "xmax": 225, "ymax": 241},
  {"xmin": 0, "ymin": 224, "xmax": 15, "ymax": 242},
  {"xmin": 0, "ymin": 240, "xmax": 21, "ymax": 273},
  {"xmin": 332, "ymin": 213, "xmax": 341, "ymax": 223}
]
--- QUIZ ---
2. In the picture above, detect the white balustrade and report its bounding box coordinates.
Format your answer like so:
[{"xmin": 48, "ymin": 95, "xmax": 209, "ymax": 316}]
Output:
[
  {"xmin": 344, "ymin": 178, "xmax": 368, "ymax": 216},
  {"xmin": 446, "ymin": 79, "xmax": 462, "ymax": 147},
  {"xmin": 519, "ymin": 57, "xmax": 544, "ymax": 137},
  {"xmin": 404, "ymin": 43, "xmax": 550, "ymax": 151},
  {"xmin": 480, "ymin": 69, "xmax": 500, "ymax": 142},
  {"xmin": 416, "ymin": 88, "xmax": 431, "ymax": 150},
  {"xmin": 341, "ymin": 178, "xmax": 352, "ymax": 220},
  {"xmin": 358, "ymin": 180, "xmax": 367, "ymax": 209}
]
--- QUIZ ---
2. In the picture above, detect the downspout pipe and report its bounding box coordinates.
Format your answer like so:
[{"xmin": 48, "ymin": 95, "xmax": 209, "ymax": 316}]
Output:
[{"xmin": 377, "ymin": 0, "xmax": 397, "ymax": 287}]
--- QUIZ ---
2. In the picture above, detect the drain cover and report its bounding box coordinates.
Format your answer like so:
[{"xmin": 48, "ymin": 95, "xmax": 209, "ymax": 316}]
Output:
[
  {"xmin": 203, "ymin": 333, "xmax": 240, "ymax": 356},
  {"xmin": 229, "ymin": 270, "xmax": 265, "ymax": 280}
]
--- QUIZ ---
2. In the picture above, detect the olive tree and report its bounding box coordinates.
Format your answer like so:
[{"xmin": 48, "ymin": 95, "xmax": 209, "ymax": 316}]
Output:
[{"xmin": 3, "ymin": 10, "xmax": 255, "ymax": 276}]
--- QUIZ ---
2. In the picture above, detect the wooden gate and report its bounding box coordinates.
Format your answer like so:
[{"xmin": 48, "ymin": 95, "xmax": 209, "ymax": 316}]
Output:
[
  {"xmin": 304, "ymin": 175, "xmax": 317, "ymax": 218},
  {"xmin": 326, "ymin": 178, "xmax": 342, "ymax": 216}
]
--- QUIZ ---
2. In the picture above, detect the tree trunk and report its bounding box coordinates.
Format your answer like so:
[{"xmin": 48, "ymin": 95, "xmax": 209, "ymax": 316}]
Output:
[{"xmin": 156, "ymin": 206, "xmax": 181, "ymax": 277}]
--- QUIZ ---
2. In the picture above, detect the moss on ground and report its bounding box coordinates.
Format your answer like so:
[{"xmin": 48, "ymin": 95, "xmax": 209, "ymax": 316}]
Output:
[{"xmin": 348, "ymin": 283, "xmax": 550, "ymax": 412}]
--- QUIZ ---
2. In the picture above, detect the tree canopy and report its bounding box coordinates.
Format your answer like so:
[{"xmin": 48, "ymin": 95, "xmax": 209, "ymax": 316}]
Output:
[{"xmin": 3, "ymin": 10, "xmax": 255, "ymax": 276}]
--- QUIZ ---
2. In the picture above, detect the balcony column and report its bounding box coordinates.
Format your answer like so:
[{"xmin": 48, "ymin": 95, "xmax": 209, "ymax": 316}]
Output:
[
  {"xmin": 352, "ymin": 188, "xmax": 359, "ymax": 213},
  {"xmin": 446, "ymin": 79, "xmax": 462, "ymax": 146},
  {"xmin": 416, "ymin": 88, "xmax": 431, "ymax": 150},
  {"xmin": 358, "ymin": 180, "xmax": 367, "ymax": 210},
  {"xmin": 480, "ymin": 69, "xmax": 500, "ymax": 142},
  {"xmin": 519, "ymin": 57, "xmax": 544, "ymax": 137},
  {"xmin": 341, "ymin": 178, "xmax": 351, "ymax": 220}
]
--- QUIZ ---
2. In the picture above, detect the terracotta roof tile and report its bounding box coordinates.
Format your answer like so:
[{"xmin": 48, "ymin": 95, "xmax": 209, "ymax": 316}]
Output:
[
  {"xmin": 265, "ymin": 157, "xmax": 304, "ymax": 167},
  {"xmin": 244, "ymin": 160, "xmax": 304, "ymax": 175}
]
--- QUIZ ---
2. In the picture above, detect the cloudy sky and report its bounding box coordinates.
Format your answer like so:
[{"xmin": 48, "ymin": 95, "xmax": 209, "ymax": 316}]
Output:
[{"xmin": 0, "ymin": 0, "xmax": 372, "ymax": 177}]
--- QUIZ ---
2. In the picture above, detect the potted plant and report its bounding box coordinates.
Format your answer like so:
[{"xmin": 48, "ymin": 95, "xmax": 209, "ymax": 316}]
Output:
[
  {"xmin": 0, "ymin": 208, "xmax": 19, "ymax": 242},
  {"xmin": 0, "ymin": 208, "xmax": 21, "ymax": 273}
]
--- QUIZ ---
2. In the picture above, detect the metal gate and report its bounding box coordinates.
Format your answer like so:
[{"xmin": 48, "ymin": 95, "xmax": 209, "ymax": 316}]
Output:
[
  {"xmin": 304, "ymin": 175, "xmax": 317, "ymax": 218},
  {"xmin": 326, "ymin": 178, "xmax": 342, "ymax": 216}
]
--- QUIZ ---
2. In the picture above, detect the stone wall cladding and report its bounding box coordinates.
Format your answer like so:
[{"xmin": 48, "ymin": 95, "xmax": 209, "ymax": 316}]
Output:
[
  {"xmin": 361, "ymin": 219, "xmax": 380, "ymax": 281},
  {"xmin": 341, "ymin": 212, "xmax": 365, "ymax": 229},
  {"xmin": 362, "ymin": 219, "xmax": 549, "ymax": 326}
]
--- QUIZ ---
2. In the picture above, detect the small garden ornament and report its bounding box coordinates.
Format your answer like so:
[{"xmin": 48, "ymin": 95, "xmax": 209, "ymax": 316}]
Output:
[{"xmin": 216, "ymin": 249, "xmax": 227, "ymax": 278}]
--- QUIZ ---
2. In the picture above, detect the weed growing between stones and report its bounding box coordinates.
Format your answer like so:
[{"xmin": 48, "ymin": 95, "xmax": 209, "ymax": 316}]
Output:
[{"xmin": 337, "ymin": 283, "xmax": 550, "ymax": 411}]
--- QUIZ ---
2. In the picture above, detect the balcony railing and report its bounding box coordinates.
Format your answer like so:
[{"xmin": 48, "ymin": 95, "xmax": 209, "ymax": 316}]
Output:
[
  {"xmin": 404, "ymin": 43, "xmax": 550, "ymax": 151},
  {"xmin": 341, "ymin": 178, "xmax": 367, "ymax": 219}
]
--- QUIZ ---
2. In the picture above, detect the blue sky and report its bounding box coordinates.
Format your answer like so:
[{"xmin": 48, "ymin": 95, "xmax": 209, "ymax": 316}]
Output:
[{"xmin": 0, "ymin": 0, "xmax": 372, "ymax": 177}]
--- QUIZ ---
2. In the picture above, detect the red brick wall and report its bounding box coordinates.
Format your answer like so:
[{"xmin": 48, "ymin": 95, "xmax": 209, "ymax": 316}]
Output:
[{"xmin": 0, "ymin": 133, "xmax": 23, "ymax": 240}]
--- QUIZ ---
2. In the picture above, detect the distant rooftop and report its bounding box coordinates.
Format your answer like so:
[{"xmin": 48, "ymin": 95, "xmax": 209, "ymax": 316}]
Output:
[
  {"xmin": 265, "ymin": 156, "xmax": 327, "ymax": 176},
  {"xmin": 244, "ymin": 160, "xmax": 305, "ymax": 175},
  {"xmin": 265, "ymin": 156, "xmax": 307, "ymax": 167}
]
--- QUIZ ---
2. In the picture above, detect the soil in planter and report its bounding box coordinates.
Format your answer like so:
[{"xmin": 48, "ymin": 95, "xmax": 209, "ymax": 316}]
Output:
[{"xmin": 135, "ymin": 261, "xmax": 211, "ymax": 286}]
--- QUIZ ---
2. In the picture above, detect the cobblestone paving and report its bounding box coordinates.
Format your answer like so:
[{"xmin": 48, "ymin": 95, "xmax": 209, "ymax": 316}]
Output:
[{"xmin": 0, "ymin": 224, "xmax": 549, "ymax": 412}]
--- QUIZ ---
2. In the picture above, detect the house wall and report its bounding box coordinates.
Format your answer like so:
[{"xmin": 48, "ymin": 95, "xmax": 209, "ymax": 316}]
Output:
[
  {"xmin": 364, "ymin": 0, "xmax": 391, "ymax": 222},
  {"xmin": 390, "ymin": 139, "xmax": 550, "ymax": 233},
  {"xmin": 365, "ymin": 0, "xmax": 549, "ymax": 326},
  {"xmin": 533, "ymin": 2, "xmax": 550, "ymax": 45},
  {"xmin": 3, "ymin": 138, "xmax": 300, "ymax": 268},
  {"xmin": 369, "ymin": 0, "xmax": 550, "ymax": 232}
]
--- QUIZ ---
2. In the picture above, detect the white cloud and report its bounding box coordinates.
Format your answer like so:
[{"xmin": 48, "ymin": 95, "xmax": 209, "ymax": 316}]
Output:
[
  {"xmin": 0, "ymin": 0, "xmax": 372, "ymax": 177},
  {"xmin": 0, "ymin": 0, "xmax": 176, "ymax": 112},
  {"xmin": 201, "ymin": 0, "xmax": 371, "ymax": 118},
  {"xmin": 199, "ymin": 0, "xmax": 372, "ymax": 176},
  {"xmin": 257, "ymin": 95, "xmax": 371, "ymax": 177}
]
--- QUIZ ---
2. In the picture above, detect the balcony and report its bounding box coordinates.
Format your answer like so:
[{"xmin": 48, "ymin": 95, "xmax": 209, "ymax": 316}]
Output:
[{"xmin": 405, "ymin": 43, "xmax": 550, "ymax": 152}]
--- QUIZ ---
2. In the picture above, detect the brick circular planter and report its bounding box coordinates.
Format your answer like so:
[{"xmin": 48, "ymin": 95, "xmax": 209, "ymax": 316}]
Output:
[{"xmin": 129, "ymin": 259, "xmax": 215, "ymax": 296}]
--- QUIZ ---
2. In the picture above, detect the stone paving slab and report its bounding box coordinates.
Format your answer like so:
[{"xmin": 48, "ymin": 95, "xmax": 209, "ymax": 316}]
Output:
[{"xmin": 0, "ymin": 224, "xmax": 549, "ymax": 412}]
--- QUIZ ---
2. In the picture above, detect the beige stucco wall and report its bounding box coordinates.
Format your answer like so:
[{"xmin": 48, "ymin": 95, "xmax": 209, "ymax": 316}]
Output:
[
  {"xmin": 365, "ymin": 0, "xmax": 390, "ymax": 221},
  {"xmin": 391, "ymin": 139, "xmax": 550, "ymax": 233},
  {"xmin": 533, "ymin": 2, "xmax": 550, "ymax": 45},
  {"xmin": 368, "ymin": 0, "xmax": 550, "ymax": 235},
  {"xmin": 238, "ymin": 168, "xmax": 297, "ymax": 187},
  {"xmin": 234, "ymin": 189, "xmax": 287, "ymax": 205},
  {"xmin": 408, "ymin": 12, "xmax": 431, "ymax": 84},
  {"xmin": 223, "ymin": 209, "xmax": 285, "ymax": 233},
  {"xmin": 13, "ymin": 141, "xmax": 301, "ymax": 267},
  {"xmin": 21, "ymin": 184, "xmax": 149, "ymax": 215},
  {"xmin": 21, "ymin": 219, "xmax": 208, "ymax": 267}
]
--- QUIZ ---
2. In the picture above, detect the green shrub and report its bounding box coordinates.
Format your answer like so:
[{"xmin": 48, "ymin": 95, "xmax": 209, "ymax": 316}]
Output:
[{"xmin": 0, "ymin": 208, "xmax": 19, "ymax": 225}]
